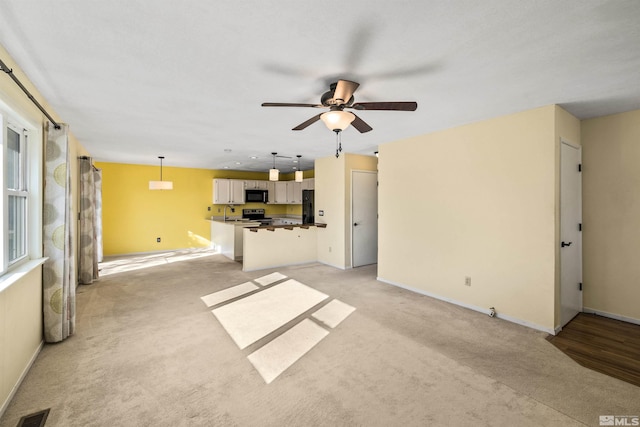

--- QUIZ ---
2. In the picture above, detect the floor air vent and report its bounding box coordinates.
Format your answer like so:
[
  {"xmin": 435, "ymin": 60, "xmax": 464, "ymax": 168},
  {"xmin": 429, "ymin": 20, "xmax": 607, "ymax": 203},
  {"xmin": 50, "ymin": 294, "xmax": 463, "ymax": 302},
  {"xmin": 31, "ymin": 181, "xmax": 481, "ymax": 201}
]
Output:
[{"xmin": 17, "ymin": 408, "xmax": 50, "ymax": 427}]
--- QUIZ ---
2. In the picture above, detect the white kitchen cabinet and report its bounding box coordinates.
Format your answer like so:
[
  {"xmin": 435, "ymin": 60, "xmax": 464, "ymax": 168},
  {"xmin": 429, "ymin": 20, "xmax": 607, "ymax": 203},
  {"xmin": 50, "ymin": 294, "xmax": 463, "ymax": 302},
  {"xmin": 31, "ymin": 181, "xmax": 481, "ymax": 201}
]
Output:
[
  {"xmin": 213, "ymin": 179, "xmax": 245, "ymax": 204},
  {"xmin": 245, "ymin": 180, "xmax": 268, "ymax": 190},
  {"xmin": 301, "ymin": 178, "xmax": 315, "ymax": 190},
  {"xmin": 286, "ymin": 181, "xmax": 302, "ymax": 204},
  {"xmin": 274, "ymin": 181, "xmax": 288, "ymax": 204},
  {"xmin": 267, "ymin": 181, "xmax": 276, "ymax": 204},
  {"xmin": 230, "ymin": 180, "xmax": 245, "ymax": 204}
]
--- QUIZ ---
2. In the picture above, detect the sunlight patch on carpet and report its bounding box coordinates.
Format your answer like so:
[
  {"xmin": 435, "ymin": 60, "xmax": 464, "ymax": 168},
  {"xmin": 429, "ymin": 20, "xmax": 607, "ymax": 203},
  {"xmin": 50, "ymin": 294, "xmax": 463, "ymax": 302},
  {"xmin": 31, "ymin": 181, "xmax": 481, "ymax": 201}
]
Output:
[
  {"xmin": 312, "ymin": 299, "xmax": 356, "ymax": 328},
  {"xmin": 200, "ymin": 282, "xmax": 258, "ymax": 307},
  {"xmin": 253, "ymin": 272, "xmax": 287, "ymax": 286},
  {"xmin": 204, "ymin": 272, "xmax": 357, "ymax": 383},
  {"xmin": 248, "ymin": 319, "xmax": 329, "ymax": 384},
  {"xmin": 212, "ymin": 279, "xmax": 328, "ymax": 349}
]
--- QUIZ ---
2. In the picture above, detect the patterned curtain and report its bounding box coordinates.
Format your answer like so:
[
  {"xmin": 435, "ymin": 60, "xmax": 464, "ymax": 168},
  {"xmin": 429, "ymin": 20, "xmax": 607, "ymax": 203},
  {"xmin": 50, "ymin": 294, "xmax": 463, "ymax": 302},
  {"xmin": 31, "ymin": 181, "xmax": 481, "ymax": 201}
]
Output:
[
  {"xmin": 43, "ymin": 123, "xmax": 76, "ymax": 343},
  {"xmin": 95, "ymin": 167, "xmax": 103, "ymax": 263},
  {"xmin": 78, "ymin": 157, "xmax": 101, "ymax": 284}
]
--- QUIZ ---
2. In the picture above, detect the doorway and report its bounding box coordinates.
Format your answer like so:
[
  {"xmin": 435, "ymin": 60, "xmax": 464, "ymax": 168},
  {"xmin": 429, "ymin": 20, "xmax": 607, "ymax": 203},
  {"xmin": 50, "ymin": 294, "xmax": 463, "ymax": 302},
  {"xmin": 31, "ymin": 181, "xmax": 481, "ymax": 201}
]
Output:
[
  {"xmin": 352, "ymin": 171, "xmax": 378, "ymax": 267},
  {"xmin": 560, "ymin": 140, "xmax": 583, "ymax": 327}
]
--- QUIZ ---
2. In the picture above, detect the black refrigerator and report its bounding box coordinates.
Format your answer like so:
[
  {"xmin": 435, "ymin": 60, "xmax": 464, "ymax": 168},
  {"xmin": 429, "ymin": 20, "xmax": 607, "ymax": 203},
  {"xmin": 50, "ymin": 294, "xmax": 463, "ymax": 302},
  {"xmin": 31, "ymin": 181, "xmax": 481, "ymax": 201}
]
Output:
[{"xmin": 302, "ymin": 190, "xmax": 314, "ymax": 224}]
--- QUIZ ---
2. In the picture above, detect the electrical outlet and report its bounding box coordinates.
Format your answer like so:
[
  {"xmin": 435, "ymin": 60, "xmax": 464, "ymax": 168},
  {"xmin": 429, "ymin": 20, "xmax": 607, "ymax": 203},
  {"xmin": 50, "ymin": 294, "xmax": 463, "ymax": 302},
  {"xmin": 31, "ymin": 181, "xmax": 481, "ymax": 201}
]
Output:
[
  {"xmin": 217, "ymin": 208, "xmax": 221, "ymax": 213},
  {"xmin": 157, "ymin": 237, "xmax": 161, "ymax": 243},
  {"xmin": 465, "ymin": 276, "xmax": 471, "ymax": 286},
  {"xmin": 208, "ymin": 206, "xmax": 211, "ymax": 211}
]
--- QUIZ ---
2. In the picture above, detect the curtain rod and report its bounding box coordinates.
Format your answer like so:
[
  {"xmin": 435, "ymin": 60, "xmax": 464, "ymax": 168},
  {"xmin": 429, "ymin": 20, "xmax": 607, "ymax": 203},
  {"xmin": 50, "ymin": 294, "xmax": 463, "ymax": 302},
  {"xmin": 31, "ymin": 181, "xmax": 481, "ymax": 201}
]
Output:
[{"xmin": 0, "ymin": 57, "xmax": 61, "ymax": 129}]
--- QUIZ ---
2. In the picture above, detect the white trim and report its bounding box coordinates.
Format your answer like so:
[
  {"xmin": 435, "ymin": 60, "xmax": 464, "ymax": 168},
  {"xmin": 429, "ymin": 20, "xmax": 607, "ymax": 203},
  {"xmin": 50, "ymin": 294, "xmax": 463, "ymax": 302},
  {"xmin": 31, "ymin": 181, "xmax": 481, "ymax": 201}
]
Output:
[
  {"xmin": 560, "ymin": 137, "xmax": 580, "ymax": 150},
  {"xmin": 583, "ymin": 307, "xmax": 640, "ymax": 326},
  {"xmin": 377, "ymin": 276, "xmax": 556, "ymax": 335},
  {"xmin": 0, "ymin": 340, "xmax": 43, "ymax": 419},
  {"xmin": 0, "ymin": 257, "xmax": 47, "ymax": 293},
  {"xmin": 319, "ymin": 261, "xmax": 348, "ymax": 270}
]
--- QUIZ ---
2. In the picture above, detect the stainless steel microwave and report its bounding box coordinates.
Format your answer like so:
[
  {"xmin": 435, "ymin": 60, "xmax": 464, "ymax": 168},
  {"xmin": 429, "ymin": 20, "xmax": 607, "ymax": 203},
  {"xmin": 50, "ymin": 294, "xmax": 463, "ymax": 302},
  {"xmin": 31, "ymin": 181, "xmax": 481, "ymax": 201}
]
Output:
[{"xmin": 245, "ymin": 189, "xmax": 268, "ymax": 203}]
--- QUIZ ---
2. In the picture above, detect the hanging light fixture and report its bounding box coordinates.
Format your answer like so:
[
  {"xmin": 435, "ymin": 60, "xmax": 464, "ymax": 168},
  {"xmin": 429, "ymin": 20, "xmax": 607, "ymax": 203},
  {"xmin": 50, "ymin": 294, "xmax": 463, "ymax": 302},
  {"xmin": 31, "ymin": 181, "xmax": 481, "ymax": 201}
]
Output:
[
  {"xmin": 149, "ymin": 156, "xmax": 173, "ymax": 190},
  {"xmin": 295, "ymin": 155, "xmax": 303, "ymax": 182},
  {"xmin": 320, "ymin": 110, "xmax": 355, "ymax": 132},
  {"xmin": 269, "ymin": 152, "xmax": 279, "ymax": 181}
]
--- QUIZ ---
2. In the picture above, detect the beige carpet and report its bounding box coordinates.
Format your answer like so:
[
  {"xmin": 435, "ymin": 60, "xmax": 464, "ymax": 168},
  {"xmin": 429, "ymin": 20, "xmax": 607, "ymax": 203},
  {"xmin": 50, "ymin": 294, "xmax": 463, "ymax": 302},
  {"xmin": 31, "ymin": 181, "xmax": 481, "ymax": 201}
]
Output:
[{"xmin": 1, "ymin": 250, "xmax": 639, "ymax": 426}]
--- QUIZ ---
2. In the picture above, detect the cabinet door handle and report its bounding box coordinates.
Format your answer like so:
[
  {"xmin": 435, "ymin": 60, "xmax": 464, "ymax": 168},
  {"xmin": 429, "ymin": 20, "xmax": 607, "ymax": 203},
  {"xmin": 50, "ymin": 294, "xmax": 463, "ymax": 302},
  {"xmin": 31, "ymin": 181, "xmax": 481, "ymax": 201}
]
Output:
[{"xmin": 561, "ymin": 241, "xmax": 572, "ymax": 247}]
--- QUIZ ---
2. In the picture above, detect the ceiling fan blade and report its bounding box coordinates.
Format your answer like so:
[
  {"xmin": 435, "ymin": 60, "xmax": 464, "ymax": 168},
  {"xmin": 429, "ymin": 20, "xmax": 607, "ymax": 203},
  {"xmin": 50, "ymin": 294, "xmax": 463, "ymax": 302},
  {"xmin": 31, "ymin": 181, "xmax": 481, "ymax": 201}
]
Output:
[
  {"xmin": 262, "ymin": 102, "xmax": 324, "ymax": 108},
  {"xmin": 351, "ymin": 113, "xmax": 372, "ymax": 133},
  {"xmin": 333, "ymin": 80, "xmax": 360, "ymax": 104},
  {"xmin": 292, "ymin": 113, "xmax": 323, "ymax": 131},
  {"xmin": 351, "ymin": 101, "xmax": 417, "ymax": 111}
]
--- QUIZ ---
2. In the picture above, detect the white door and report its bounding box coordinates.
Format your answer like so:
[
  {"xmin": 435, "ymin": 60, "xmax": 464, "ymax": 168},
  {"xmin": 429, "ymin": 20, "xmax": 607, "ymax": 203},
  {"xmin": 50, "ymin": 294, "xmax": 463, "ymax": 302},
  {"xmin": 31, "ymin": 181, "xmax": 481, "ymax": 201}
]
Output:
[
  {"xmin": 352, "ymin": 171, "xmax": 378, "ymax": 267},
  {"xmin": 560, "ymin": 141, "xmax": 583, "ymax": 327}
]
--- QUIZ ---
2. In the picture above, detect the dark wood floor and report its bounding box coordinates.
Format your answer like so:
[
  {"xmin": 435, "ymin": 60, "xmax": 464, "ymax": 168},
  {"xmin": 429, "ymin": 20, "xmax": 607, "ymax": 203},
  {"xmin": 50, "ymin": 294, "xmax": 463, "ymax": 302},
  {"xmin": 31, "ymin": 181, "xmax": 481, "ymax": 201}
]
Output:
[{"xmin": 547, "ymin": 313, "xmax": 640, "ymax": 387}]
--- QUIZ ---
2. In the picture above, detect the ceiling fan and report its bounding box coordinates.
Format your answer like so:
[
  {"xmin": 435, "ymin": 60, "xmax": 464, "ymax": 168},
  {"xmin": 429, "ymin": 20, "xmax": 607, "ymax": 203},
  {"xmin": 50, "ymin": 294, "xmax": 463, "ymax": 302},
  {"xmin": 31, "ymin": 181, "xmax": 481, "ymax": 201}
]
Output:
[{"xmin": 261, "ymin": 79, "xmax": 417, "ymax": 133}]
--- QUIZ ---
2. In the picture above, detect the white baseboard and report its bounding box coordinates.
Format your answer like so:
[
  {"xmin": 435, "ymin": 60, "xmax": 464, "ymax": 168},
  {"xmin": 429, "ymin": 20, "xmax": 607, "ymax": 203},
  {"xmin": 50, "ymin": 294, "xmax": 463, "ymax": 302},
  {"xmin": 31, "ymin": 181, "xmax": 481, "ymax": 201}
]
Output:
[
  {"xmin": 376, "ymin": 277, "xmax": 556, "ymax": 335},
  {"xmin": 583, "ymin": 307, "xmax": 640, "ymax": 326},
  {"xmin": 0, "ymin": 340, "xmax": 43, "ymax": 419},
  {"xmin": 318, "ymin": 261, "xmax": 347, "ymax": 270}
]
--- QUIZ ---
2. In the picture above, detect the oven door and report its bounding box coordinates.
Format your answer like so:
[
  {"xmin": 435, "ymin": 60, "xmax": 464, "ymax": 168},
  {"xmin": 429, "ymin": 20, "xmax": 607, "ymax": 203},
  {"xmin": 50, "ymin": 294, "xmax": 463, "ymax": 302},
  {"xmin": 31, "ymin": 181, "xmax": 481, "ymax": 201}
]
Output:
[{"xmin": 245, "ymin": 189, "xmax": 267, "ymax": 203}]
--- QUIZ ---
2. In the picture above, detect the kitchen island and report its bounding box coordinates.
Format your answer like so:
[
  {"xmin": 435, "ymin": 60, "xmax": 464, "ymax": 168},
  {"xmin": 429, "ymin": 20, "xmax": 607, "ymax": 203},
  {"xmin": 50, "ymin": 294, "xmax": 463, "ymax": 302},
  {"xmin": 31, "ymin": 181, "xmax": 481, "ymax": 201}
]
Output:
[
  {"xmin": 242, "ymin": 223, "xmax": 326, "ymax": 271},
  {"xmin": 209, "ymin": 219, "xmax": 260, "ymax": 261}
]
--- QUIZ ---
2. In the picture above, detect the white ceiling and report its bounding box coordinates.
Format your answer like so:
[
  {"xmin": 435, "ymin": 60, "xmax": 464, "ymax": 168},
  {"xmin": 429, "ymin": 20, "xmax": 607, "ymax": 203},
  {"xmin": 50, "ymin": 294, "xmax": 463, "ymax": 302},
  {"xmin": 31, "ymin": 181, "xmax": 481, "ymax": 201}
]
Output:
[{"xmin": 1, "ymin": 1, "xmax": 639, "ymax": 173}]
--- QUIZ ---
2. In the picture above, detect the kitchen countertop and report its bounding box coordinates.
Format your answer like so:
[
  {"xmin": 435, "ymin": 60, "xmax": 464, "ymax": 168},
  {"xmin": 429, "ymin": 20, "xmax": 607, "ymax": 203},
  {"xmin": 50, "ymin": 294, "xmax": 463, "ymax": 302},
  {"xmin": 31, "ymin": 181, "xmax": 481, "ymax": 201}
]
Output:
[{"xmin": 207, "ymin": 217, "xmax": 260, "ymax": 226}]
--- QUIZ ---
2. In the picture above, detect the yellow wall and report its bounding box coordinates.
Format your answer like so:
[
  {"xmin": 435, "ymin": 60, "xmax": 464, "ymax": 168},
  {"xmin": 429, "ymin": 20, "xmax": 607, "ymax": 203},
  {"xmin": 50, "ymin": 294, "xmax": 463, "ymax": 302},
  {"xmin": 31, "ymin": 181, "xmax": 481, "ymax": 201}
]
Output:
[
  {"xmin": 97, "ymin": 162, "xmax": 311, "ymax": 255},
  {"xmin": 315, "ymin": 153, "xmax": 377, "ymax": 269},
  {"xmin": 582, "ymin": 109, "xmax": 640, "ymax": 322},
  {"xmin": 378, "ymin": 105, "xmax": 558, "ymax": 332}
]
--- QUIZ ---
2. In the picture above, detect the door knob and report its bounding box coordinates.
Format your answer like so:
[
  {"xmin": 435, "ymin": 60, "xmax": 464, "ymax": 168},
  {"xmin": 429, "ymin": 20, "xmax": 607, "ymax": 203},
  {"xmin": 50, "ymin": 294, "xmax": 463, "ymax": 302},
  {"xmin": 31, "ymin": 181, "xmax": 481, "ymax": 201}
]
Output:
[
  {"xmin": 353, "ymin": 222, "xmax": 359, "ymax": 226},
  {"xmin": 561, "ymin": 241, "xmax": 572, "ymax": 247}
]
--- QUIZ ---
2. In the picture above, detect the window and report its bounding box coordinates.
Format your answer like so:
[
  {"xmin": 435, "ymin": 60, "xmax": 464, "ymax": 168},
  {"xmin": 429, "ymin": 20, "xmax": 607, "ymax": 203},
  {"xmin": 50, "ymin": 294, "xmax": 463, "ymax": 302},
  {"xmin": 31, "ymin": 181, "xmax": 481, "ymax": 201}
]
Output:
[{"xmin": 2, "ymin": 112, "xmax": 33, "ymax": 274}]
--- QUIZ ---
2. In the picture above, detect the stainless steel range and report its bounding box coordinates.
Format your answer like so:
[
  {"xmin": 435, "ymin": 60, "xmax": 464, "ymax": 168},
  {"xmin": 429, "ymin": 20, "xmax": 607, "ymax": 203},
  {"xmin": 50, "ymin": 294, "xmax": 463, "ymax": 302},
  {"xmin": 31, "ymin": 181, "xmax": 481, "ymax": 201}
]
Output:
[{"xmin": 242, "ymin": 208, "xmax": 272, "ymax": 225}]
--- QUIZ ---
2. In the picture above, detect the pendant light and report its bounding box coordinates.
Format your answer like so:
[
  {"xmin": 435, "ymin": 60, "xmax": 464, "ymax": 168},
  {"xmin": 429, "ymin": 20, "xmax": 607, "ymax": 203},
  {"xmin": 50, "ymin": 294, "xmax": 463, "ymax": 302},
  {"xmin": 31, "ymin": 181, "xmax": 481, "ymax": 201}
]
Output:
[
  {"xmin": 295, "ymin": 155, "xmax": 303, "ymax": 182},
  {"xmin": 149, "ymin": 156, "xmax": 173, "ymax": 190},
  {"xmin": 269, "ymin": 152, "xmax": 279, "ymax": 181}
]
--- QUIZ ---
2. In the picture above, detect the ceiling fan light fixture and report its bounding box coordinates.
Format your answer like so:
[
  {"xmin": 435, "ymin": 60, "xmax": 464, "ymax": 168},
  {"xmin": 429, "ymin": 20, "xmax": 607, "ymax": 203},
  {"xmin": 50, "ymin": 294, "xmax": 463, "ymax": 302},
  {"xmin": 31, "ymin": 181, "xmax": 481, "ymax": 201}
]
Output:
[{"xmin": 320, "ymin": 110, "xmax": 355, "ymax": 132}]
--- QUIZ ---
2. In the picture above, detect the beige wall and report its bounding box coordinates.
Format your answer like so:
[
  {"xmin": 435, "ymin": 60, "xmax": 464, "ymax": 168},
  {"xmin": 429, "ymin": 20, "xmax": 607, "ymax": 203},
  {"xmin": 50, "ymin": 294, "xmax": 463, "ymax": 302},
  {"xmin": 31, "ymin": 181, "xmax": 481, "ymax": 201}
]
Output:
[
  {"xmin": 0, "ymin": 266, "xmax": 43, "ymax": 415},
  {"xmin": 582, "ymin": 109, "xmax": 640, "ymax": 322},
  {"xmin": 0, "ymin": 44, "xmax": 88, "ymax": 415},
  {"xmin": 378, "ymin": 106, "xmax": 560, "ymax": 332},
  {"xmin": 315, "ymin": 153, "xmax": 377, "ymax": 269}
]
